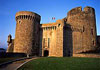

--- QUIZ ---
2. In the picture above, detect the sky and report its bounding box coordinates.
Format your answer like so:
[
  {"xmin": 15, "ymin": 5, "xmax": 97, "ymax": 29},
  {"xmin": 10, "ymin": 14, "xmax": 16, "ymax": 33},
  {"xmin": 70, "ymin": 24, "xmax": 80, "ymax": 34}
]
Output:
[{"xmin": 0, "ymin": 0, "xmax": 100, "ymax": 49}]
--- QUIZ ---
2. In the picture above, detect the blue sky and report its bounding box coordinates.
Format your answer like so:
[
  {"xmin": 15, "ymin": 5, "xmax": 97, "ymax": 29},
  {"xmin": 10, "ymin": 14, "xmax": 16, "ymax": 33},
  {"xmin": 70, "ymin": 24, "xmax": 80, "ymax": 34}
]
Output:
[{"xmin": 0, "ymin": 0, "xmax": 100, "ymax": 49}]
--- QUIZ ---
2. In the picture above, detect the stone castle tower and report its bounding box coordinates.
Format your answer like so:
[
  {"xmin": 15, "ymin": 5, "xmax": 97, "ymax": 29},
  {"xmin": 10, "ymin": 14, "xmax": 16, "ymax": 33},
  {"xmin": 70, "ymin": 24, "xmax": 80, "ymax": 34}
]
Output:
[
  {"xmin": 66, "ymin": 6, "xmax": 97, "ymax": 54},
  {"xmin": 7, "ymin": 6, "xmax": 99, "ymax": 57},
  {"xmin": 14, "ymin": 11, "xmax": 41, "ymax": 56}
]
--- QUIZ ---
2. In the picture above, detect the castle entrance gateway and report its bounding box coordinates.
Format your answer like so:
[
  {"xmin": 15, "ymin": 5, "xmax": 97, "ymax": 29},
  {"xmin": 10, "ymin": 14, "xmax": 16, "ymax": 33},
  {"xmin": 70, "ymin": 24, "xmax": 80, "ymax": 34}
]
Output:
[{"xmin": 44, "ymin": 50, "xmax": 49, "ymax": 57}]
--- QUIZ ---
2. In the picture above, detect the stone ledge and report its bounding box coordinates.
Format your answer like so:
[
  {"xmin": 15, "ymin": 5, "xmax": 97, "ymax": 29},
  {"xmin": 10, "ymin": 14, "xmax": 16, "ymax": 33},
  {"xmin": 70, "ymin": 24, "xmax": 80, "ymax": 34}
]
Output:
[{"xmin": 73, "ymin": 53, "xmax": 100, "ymax": 58}]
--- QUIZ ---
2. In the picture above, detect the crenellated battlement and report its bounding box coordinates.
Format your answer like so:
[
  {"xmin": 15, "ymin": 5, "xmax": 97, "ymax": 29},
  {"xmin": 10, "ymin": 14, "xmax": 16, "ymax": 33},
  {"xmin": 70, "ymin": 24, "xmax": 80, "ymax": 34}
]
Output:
[
  {"xmin": 42, "ymin": 26, "xmax": 57, "ymax": 30},
  {"xmin": 67, "ymin": 6, "xmax": 95, "ymax": 17},
  {"xmin": 67, "ymin": 7, "xmax": 82, "ymax": 16},
  {"xmin": 14, "ymin": 11, "xmax": 41, "ymax": 55},
  {"xmin": 84, "ymin": 6, "xmax": 95, "ymax": 13},
  {"xmin": 15, "ymin": 11, "xmax": 41, "ymax": 22},
  {"xmin": 7, "ymin": 6, "xmax": 98, "ymax": 57}
]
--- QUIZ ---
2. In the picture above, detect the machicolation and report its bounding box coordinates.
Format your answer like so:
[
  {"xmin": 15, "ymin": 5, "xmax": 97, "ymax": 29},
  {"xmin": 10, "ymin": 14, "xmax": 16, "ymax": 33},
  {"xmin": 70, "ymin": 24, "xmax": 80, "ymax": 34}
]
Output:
[{"xmin": 7, "ymin": 6, "xmax": 100, "ymax": 57}]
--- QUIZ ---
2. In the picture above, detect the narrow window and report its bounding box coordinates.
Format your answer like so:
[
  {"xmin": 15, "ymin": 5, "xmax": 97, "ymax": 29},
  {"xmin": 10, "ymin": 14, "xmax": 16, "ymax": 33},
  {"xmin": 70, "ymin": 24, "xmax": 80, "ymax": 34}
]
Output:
[
  {"xmin": 93, "ymin": 40, "xmax": 95, "ymax": 46},
  {"xmin": 58, "ymin": 24, "xmax": 61, "ymax": 27},
  {"xmin": 91, "ymin": 29, "xmax": 93, "ymax": 35},
  {"xmin": 43, "ymin": 38, "xmax": 45, "ymax": 48},
  {"xmin": 83, "ymin": 26, "xmax": 85, "ymax": 32},
  {"xmin": 48, "ymin": 38, "xmax": 50, "ymax": 48},
  {"xmin": 19, "ymin": 20, "xmax": 21, "ymax": 24}
]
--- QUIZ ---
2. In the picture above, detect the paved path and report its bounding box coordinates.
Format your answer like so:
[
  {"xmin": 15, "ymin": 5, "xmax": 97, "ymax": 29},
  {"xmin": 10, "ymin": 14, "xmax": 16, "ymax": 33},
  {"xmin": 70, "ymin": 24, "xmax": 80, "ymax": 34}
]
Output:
[{"xmin": 0, "ymin": 57, "xmax": 38, "ymax": 70}]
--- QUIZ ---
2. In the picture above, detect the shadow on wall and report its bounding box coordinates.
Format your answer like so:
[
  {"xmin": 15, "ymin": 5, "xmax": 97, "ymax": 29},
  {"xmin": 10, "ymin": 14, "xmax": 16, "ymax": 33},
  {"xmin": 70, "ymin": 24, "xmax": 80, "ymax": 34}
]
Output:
[
  {"xmin": 97, "ymin": 36, "xmax": 100, "ymax": 47},
  {"xmin": 44, "ymin": 50, "xmax": 49, "ymax": 57},
  {"xmin": 63, "ymin": 24, "xmax": 73, "ymax": 57},
  {"xmin": 0, "ymin": 52, "xmax": 26, "ymax": 58},
  {"xmin": 39, "ymin": 25, "xmax": 43, "ymax": 57}
]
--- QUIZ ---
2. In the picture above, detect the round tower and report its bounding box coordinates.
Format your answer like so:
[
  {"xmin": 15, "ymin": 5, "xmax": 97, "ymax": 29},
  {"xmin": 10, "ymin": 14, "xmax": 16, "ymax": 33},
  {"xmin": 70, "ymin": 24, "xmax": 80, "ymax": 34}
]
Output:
[
  {"xmin": 14, "ymin": 11, "xmax": 41, "ymax": 56},
  {"xmin": 66, "ymin": 6, "xmax": 97, "ymax": 54}
]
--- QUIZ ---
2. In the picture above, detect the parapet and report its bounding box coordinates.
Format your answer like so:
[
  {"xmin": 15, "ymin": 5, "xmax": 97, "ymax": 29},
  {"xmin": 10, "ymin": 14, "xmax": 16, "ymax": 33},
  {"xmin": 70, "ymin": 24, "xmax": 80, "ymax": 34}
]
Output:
[
  {"xmin": 67, "ymin": 6, "xmax": 95, "ymax": 16},
  {"xmin": 15, "ymin": 11, "xmax": 41, "ymax": 22},
  {"xmin": 67, "ymin": 7, "xmax": 82, "ymax": 15},
  {"xmin": 84, "ymin": 6, "xmax": 95, "ymax": 13}
]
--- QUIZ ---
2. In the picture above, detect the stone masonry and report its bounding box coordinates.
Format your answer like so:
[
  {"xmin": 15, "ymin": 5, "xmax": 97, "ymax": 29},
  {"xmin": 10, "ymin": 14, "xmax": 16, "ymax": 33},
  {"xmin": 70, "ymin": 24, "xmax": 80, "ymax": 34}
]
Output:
[{"xmin": 7, "ymin": 6, "xmax": 99, "ymax": 57}]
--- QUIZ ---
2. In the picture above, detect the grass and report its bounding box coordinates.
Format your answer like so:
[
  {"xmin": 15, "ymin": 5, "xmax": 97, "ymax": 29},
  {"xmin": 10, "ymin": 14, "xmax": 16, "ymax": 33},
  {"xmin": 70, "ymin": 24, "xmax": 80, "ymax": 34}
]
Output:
[
  {"xmin": 18, "ymin": 57, "xmax": 100, "ymax": 70},
  {"xmin": 0, "ymin": 57, "xmax": 20, "ymax": 64}
]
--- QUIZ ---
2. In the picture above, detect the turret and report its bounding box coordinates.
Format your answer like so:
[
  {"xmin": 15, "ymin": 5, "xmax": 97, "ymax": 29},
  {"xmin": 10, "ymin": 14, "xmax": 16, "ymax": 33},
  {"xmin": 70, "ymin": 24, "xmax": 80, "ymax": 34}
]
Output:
[
  {"xmin": 7, "ymin": 34, "xmax": 12, "ymax": 44},
  {"xmin": 14, "ymin": 11, "xmax": 41, "ymax": 56}
]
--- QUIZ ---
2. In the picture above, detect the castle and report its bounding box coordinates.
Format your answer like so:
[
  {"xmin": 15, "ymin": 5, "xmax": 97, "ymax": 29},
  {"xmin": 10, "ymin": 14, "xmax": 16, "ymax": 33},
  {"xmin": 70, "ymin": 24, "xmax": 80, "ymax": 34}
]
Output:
[{"xmin": 7, "ymin": 6, "xmax": 100, "ymax": 57}]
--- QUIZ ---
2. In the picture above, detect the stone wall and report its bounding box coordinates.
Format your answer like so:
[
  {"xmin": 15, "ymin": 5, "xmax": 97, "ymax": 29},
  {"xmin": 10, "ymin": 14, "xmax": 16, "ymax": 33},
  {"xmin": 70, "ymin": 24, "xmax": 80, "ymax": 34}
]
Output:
[
  {"xmin": 7, "ymin": 6, "xmax": 98, "ymax": 57},
  {"xmin": 73, "ymin": 53, "xmax": 100, "ymax": 58},
  {"xmin": 14, "ymin": 11, "xmax": 41, "ymax": 56},
  {"xmin": 40, "ymin": 20, "xmax": 64, "ymax": 57},
  {"xmin": 41, "ymin": 22, "xmax": 58, "ymax": 57},
  {"xmin": 6, "ymin": 39, "xmax": 14, "ymax": 52},
  {"xmin": 66, "ymin": 6, "xmax": 97, "ymax": 54},
  {"xmin": 55, "ymin": 20, "xmax": 64, "ymax": 57},
  {"xmin": 63, "ymin": 24, "xmax": 73, "ymax": 56}
]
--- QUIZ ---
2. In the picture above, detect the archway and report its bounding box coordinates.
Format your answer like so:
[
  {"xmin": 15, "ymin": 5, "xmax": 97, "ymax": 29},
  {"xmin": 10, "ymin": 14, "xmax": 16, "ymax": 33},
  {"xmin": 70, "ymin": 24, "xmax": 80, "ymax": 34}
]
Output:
[{"xmin": 44, "ymin": 50, "xmax": 49, "ymax": 57}]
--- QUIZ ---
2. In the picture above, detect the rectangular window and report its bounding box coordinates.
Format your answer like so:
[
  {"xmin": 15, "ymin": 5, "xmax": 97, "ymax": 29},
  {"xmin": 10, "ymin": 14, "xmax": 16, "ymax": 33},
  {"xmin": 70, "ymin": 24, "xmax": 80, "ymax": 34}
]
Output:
[
  {"xmin": 48, "ymin": 38, "xmax": 50, "ymax": 48},
  {"xmin": 43, "ymin": 38, "xmax": 45, "ymax": 48}
]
